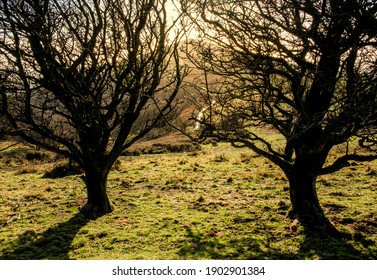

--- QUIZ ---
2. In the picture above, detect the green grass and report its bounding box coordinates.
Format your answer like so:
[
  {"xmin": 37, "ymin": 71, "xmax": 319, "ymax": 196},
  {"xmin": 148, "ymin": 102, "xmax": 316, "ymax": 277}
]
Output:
[{"xmin": 0, "ymin": 140, "xmax": 376, "ymax": 259}]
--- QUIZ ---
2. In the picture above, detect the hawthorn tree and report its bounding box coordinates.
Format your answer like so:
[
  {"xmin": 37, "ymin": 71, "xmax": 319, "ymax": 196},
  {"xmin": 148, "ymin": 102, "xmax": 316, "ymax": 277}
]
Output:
[
  {"xmin": 0, "ymin": 75, "xmax": 7, "ymax": 137},
  {"xmin": 0, "ymin": 0, "xmax": 187, "ymax": 216},
  {"xmin": 182, "ymin": 0, "xmax": 377, "ymax": 234}
]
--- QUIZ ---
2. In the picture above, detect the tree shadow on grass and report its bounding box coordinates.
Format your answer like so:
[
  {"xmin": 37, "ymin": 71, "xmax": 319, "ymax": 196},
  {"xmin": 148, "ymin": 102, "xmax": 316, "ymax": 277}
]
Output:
[
  {"xmin": 177, "ymin": 227, "xmax": 297, "ymax": 259},
  {"xmin": 299, "ymin": 231, "xmax": 376, "ymax": 259},
  {"xmin": 177, "ymin": 227, "xmax": 376, "ymax": 260},
  {"xmin": 0, "ymin": 212, "xmax": 93, "ymax": 260}
]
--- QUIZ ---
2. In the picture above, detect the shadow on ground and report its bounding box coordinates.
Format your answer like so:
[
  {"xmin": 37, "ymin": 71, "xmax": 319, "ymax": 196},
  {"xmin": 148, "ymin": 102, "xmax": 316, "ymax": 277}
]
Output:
[
  {"xmin": 1, "ymin": 214, "xmax": 376, "ymax": 259},
  {"xmin": 298, "ymin": 232, "xmax": 375, "ymax": 259},
  {"xmin": 0, "ymin": 212, "xmax": 91, "ymax": 260},
  {"xmin": 177, "ymin": 227, "xmax": 376, "ymax": 260}
]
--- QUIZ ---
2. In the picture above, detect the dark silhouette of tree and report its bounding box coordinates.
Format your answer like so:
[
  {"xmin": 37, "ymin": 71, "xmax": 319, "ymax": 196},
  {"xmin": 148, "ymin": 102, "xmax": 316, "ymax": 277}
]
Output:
[
  {"xmin": 181, "ymin": 0, "xmax": 377, "ymax": 235},
  {"xmin": 1, "ymin": 74, "xmax": 8, "ymax": 138},
  {"xmin": 0, "ymin": 0, "xmax": 187, "ymax": 216}
]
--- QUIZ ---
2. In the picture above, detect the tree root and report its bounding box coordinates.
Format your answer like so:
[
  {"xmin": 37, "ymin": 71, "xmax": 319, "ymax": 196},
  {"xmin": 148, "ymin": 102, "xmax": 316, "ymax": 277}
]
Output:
[{"xmin": 80, "ymin": 203, "xmax": 114, "ymax": 219}]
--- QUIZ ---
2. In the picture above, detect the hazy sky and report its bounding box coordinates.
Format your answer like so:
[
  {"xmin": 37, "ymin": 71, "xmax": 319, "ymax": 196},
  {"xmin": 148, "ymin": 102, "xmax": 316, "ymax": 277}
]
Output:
[{"xmin": 166, "ymin": 0, "xmax": 180, "ymax": 17}]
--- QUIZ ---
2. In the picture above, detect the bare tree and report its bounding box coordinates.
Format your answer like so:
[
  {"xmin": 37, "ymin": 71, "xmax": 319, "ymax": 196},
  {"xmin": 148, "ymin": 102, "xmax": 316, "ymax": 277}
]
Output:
[
  {"xmin": 1, "ymin": 74, "xmax": 8, "ymax": 137},
  {"xmin": 0, "ymin": 0, "xmax": 187, "ymax": 216},
  {"xmin": 182, "ymin": 0, "xmax": 377, "ymax": 234}
]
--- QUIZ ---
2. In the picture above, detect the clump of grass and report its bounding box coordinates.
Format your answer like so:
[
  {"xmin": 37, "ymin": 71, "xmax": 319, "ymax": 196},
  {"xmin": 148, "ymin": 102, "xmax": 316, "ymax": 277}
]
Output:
[
  {"xmin": 365, "ymin": 167, "xmax": 376, "ymax": 176},
  {"xmin": 197, "ymin": 195, "xmax": 206, "ymax": 203},
  {"xmin": 71, "ymin": 236, "xmax": 87, "ymax": 250},
  {"xmin": 239, "ymin": 153, "xmax": 258, "ymax": 163},
  {"xmin": 213, "ymin": 154, "xmax": 228, "ymax": 162},
  {"xmin": 16, "ymin": 164, "xmax": 51, "ymax": 175}
]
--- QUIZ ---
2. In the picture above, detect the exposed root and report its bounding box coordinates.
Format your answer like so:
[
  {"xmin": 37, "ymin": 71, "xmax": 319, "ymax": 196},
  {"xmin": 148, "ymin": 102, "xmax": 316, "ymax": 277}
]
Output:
[
  {"xmin": 80, "ymin": 203, "xmax": 114, "ymax": 219},
  {"xmin": 290, "ymin": 211, "xmax": 346, "ymax": 238}
]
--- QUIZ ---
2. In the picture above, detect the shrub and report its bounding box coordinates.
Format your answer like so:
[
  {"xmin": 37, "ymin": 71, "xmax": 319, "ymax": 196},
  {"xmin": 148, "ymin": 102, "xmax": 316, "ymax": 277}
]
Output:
[
  {"xmin": 43, "ymin": 161, "xmax": 83, "ymax": 178},
  {"xmin": 25, "ymin": 151, "xmax": 49, "ymax": 162}
]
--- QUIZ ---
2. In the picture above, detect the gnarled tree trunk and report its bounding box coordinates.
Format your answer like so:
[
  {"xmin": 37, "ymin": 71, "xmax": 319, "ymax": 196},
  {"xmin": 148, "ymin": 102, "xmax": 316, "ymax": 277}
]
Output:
[
  {"xmin": 287, "ymin": 156, "xmax": 338, "ymax": 235},
  {"xmin": 288, "ymin": 173, "xmax": 334, "ymax": 230},
  {"xmin": 81, "ymin": 163, "xmax": 113, "ymax": 216}
]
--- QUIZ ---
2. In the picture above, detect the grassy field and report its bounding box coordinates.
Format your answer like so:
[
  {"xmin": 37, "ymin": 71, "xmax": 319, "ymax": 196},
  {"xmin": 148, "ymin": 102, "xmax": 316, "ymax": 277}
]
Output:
[{"xmin": 0, "ymin": 136, "xmax": 376, "ymax": 260}]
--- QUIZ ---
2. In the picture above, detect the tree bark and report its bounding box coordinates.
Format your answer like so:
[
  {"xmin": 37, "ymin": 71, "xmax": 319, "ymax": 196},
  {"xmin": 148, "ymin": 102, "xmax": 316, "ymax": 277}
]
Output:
[
  {"xmin": 287, "ymin": 167, "xmax": 338, "ymax": 236},
  {"xmin": 81, "ymin": 164, "xmax": 113, "ymax": 217}
]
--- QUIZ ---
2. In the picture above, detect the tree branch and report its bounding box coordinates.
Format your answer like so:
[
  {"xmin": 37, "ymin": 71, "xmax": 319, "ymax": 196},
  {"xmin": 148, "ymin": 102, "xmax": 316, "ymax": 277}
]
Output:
[{"xmin": 320, "ymin": 153, "xmax": 377, "ymax": 175}]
